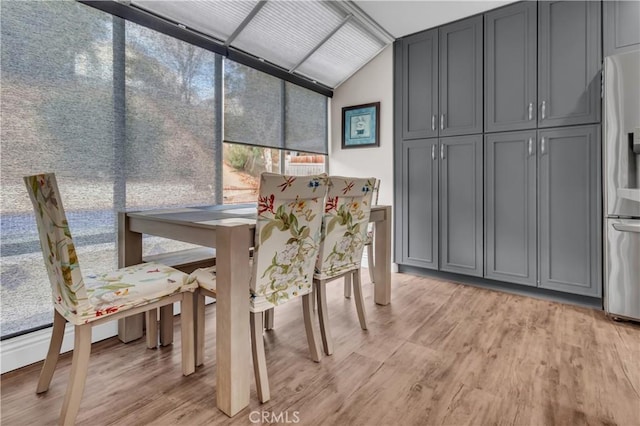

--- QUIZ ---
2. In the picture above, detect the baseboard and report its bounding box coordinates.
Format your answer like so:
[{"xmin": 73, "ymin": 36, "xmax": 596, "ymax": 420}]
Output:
[
  {"xmin": 0, "ymin": 321, "xmax": 118, "ymax": 374},
  {"xmin": 0, "ymin": 298, "xmax": 216, "ymax": 374},
  {"xmin": 398, "ymin": 265, "xmax": 603, "ymax": 310}
]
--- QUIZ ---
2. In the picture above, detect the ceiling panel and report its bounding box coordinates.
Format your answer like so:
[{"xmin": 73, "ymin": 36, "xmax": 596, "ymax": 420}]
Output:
[
  {"xmin": 233, "ymin": 1, "xmax": 346, "ymax": 70},
  {"xmin": 133, "ymin": 0, "xmax": 259, "ymax": 42},
  {"xmin": 355, "ymin": 1, "xmax": 516, "ymax": 38},
  {"xmin": 296, "ymin": 20, "xmax": 385, "ymax": 88}
]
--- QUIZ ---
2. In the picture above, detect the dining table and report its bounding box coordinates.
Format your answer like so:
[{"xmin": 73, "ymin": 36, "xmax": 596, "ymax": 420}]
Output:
[{"xmin": 116, "ymin": 203, "xmax": 392, "ymax": 417}]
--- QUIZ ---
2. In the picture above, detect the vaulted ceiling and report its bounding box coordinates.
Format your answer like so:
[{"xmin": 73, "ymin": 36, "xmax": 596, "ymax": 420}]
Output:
[{"xmin": 126, "ymin": 1, "xmax": 516, "ymax": 89}]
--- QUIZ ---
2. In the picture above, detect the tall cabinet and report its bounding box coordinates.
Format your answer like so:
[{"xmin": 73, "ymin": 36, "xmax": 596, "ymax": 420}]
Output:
[
  {"xmin": 439, "ymin": 135, "xmax": 483, "ymax": 276},
  {"xmin": 484, "ymin": 1, "xmax": 537, "ymax": 132},
  {"xmin": 604, "ymin": 0, "xmax": 640, "ymax": 56},
  {"xmin": 400, "ymin": 138, "xmax": 439, "ymax": 269},
  {"xmin": 538, "ymin": 125, "xmax": 601, "ymax": 297},
  {"xmin": 538, "ymin": 0, "xmax": 601, "ymax": 128},
  {"xmin": 396, "ymin": 14, "xmax": 483, "ymax": 276},
  {"xmin": 439, "ymin": 17, "xmax": 483, "ymax": 137},
  {"xmin": 395, "ymin": 0, "xmax": 603, "ymax": 298},
  {"xmin": 484, "ymin": 130, "xmax": 537, "ymax": 286}
]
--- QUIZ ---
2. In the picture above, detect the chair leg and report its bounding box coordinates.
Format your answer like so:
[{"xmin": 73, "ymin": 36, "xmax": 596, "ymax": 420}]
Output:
[
  {"xmin": 344, "ymin": 273, "xmax": 352, "ymax": 299},
  {"xmin": 180, "ymin": 292, "xmax": 195, "ymax": 376},
  {"xmin": 159, "ymin": 304, "xmax": 174, "ymax": 346},
  {"xmin": 145, "ymin": 310, "xmax": 158, "ymax": 349},
  {"xmin": 250, "ymin": 312, "xmax": 270, "ymax": 403},
  {"xmin": 367, "ymin": 243, "xmax": 375, "ymax": 284},
  {"xmin": 264, "ymin": 308, "xmax": 274, "ymax": 331},
  {"xmin": 59, "ymin": 324, "xmax": 91, "ymax": 426},
  {"xmin": 195, "ymin": 289, "xmax": 206, "ymax": 367},
  {"xmin": 302, "ymin": 292, "xmax": 323, "ymax": 362},
  {"xmin": 36, "ymin": 310, "xmax": 66, "ymax": 394},
  {"xmin": 352, "ymin": 270, "xmax": 368, "ymax": 330},
  {"xmin": 314, "ymin": 281, "xmax": 333, "ymax": 356}
]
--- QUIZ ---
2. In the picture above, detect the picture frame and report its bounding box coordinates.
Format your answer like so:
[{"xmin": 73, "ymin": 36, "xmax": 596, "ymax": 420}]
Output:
[{"xmin": 341, "ymin": 102, "xmax": 380, "ymax": 149}]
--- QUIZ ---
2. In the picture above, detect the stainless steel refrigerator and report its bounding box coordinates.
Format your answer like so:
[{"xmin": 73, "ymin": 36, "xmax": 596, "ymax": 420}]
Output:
[{"xmin": 603, "ymin": 50, "xmax": 640, "ymax": 322}]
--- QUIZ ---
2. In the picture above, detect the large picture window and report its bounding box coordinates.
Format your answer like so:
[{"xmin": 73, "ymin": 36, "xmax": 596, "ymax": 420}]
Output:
[{"xmin": 0, "ymin": 1, "xmax": 327, "ymax": 339}]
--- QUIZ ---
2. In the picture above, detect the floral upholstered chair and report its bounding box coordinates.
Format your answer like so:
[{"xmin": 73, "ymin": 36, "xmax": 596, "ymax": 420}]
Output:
[
  {"xmin": 314, "ymin": 176, "xmax": 375, "ymax": 356},
  {"xmin": 344, "ymin": 178, "xmax": 380, "ymax": 298},
  {"xmin": 24, "ymin": 173, "xmax": 197, "ymax": 425},
  {"xmin": 190, "ymin": 172, "xmax": 328, "ymax": 403}
]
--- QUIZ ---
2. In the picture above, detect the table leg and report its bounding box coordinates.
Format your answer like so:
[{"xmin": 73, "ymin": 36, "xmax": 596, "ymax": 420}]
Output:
[
  {"xmin": 216, "ymin": 224, "xmax": 251, "ymax": 417},
  {"xmin": 117, "ymin": 212, "xmax": 144, "ymax": 343},
  {"xmin": 373, "ymin": 206, "xmax": 391, "ymax": 305}
]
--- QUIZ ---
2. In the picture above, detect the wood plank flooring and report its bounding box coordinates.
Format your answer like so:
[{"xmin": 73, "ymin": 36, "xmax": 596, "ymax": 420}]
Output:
[{"xmin": 2, "ymin": 272, "xmax": 639, "ymax": 425}]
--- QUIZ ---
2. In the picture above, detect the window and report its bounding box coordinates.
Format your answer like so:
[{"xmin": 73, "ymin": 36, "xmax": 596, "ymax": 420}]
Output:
[
  {"xmin": 0, "ymin": 1, "xmax": 327, "ymax": 339},
  {"xmin": 222, "ymin": 144, "xmax": 281, "ymax": 204},
  {"xmin": 1, "ymin": 1, "xmax": 116, "ymax": 337},
  {"xmin": 222, "ymin": 61, "xmax": 327, "ymax": 203}
]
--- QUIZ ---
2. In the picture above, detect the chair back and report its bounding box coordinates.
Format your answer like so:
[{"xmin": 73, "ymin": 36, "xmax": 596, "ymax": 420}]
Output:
[
  {"xmin": 24, "ymin": 173, "xmax": 90, "ymax": 320},
  {"xmin": 315, "ymin": 176, "xmax": 375, "ymax": 280},
  {"xmin": 251, "ymin": 172, "xmax": 328, "ymax": 311}
]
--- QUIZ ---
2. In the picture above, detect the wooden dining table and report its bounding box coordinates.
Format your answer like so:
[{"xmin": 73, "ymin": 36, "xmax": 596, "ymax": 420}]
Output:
[{"xmin": 116, "ymin": 203, "xmax": 391, "ymax": 417}]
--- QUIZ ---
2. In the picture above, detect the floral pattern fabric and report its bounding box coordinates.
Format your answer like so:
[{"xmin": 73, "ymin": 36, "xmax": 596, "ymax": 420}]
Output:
[
  {"xmin": 250, "ymin": 173, "xmax": 328, "ymax": 311},
  {"xmin": 314, "ymin": 176, "xmax": 375, "ymax": 280},
  {"xmin": 24, "ymin": 173, "xmax": 195, "ymax": 326}
]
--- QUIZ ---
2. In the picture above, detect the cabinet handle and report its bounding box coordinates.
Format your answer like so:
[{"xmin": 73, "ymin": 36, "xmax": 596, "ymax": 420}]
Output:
[
  {"xmin": 431, "ymin": 144, "xmax": 436, "ymax": 160},
  {"xmin": 541, "ymin": 137, "xmax": 546, "ymax": 154},
  {"xmin": 528, "ymin": 138, "xmax": 533, "ymax": 156},
  {"xmin": 541, "ymin": 101, "xmax": 546, "ymax": 120},
  {"xmin": 431, "ymin": 115, "xmax": 436, "ymax": 131},
  {"xmin": 440, "ymin": 114, "xmax": 445, "ymax": 130},
  {"xmin": 440, "ymin": 144, "xmax": 445, "ymax": 160},
  {"xmin": 528, "ymin": 102, "xmax": 533, "ymax": 121}
]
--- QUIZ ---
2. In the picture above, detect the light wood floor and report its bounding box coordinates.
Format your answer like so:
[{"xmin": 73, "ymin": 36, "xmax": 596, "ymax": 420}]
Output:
[{"xmin": 2, "ymin": 272, "xmax": 639, "ymax": 425}]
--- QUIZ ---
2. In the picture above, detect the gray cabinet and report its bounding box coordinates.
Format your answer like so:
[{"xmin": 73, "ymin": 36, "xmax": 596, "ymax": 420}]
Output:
[
  {"xmin": 393, "ymin": 1, "xmax": 604, "ymax": 299},
  {"xmin": 400, "ymin": 139, "xmax": 439, "ymax": 269},
  {"xmin": 401, "ymin": 30, "xmax": 439, "ymax": 140},
  {"xmin": 439, "ymin": 16, "xmax": 483, "ymax": 137},
  {"xmin": 484, "ymin": 2, "xmax": 537, "ymax": 133},
  {"xmin": 538, "ymin": 1, "xmax": 601, "ymax": 128},
  {"xmin": 440, "ymin": 135, "xmax": 483, "ymax": 276},
  {"xmin": 538, "ymin": 125, "xmax": 601, "ymax": 297},
  {"xmin": 604, "ymin": 0, "xmax": 640, "ymax": 56},
  {"xmin": 484, "ymin": 130, "xmax": 537, "ymax": 286}
]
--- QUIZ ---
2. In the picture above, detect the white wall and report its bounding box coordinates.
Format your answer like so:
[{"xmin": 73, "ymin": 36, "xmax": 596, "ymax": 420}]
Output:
[{"xmin": 329, "ymin": 45, "xmax": 394, "ymax": 209}]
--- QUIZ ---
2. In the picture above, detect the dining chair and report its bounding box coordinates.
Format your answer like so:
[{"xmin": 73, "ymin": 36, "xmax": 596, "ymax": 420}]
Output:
[
  {"xmin": 344, "ymin": 178, "xmax": 380, "ymax": 298},
  {"xmin": 24, "ymin": 173, "xmax": 197, "ymax": 425},
  {"xmin": 190, "ymin": 172, "xmax": 328, "ymax": 403},
  {"xmin": 314, "ymin": 176, "xmax": 375, "ymax": 356}
]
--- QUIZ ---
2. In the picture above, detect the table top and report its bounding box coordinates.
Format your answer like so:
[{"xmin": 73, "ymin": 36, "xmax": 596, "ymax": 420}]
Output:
[
  {"xmin": 127, "ymin": 204, "xmax": 259, "ymax": 227},
  {"xmin": 127, "ymin": 203, "xmax": 389, "ymax": 228}
]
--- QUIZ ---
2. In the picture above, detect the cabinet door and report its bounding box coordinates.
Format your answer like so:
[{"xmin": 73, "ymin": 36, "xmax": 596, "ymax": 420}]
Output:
[
  {"xmin": 538, "ymin": 125, "xmax": 601, "ymax": 297},
  {"xmin": 484, "ymin": 131, "xmax": 537, "ymax": 286},
  {"xmin": 402, "ymin": 30, "xmax": 439, "ymax": 140},
  {"xmin": 439, "ymin": 16, "xmax": 483, "ymax": 137},
  {"xmin": 538, "ymin": 1, "xmax": 601, "ymax": 128},
  {"xmin": 604, "ymin": 0, "xmax": 640, "ymax": 56},
  {"xmin": 485, "ymin": 2, "xmax": 537, "ymax": 133},
  {"xmin": 401, "ymin": 139, "xmax": 439, "ymax": 269},
  {"xmin": 440, "ymin": 135, "xmax": 483, "ymax": 276}
]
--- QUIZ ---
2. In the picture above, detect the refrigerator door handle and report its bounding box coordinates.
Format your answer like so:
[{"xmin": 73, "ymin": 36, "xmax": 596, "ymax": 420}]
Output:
[{"xmin": 613, "ymin": 223, "xmax": 640, "ymax": 233}]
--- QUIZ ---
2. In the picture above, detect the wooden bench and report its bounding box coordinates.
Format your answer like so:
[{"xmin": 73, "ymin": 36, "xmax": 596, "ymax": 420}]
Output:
[
  {"xmin": 143, "ymin": 247, "xmax": 217, "ymax": 274},
  {"xmin": 143, "ymin": 247, "xmax": 217, "ymax": 346}
]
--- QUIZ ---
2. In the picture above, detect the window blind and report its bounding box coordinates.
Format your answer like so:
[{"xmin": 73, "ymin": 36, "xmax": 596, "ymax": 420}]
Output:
[{"xmin": 224, "ymin": 61, "xmax": 328, "ymax": 154}]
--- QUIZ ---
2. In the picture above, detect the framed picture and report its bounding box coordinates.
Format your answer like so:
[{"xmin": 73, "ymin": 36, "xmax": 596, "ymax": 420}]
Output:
[{"xmin": 342, "ymin": 102, "xmax": 380, "ymax": 149}]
